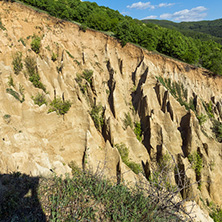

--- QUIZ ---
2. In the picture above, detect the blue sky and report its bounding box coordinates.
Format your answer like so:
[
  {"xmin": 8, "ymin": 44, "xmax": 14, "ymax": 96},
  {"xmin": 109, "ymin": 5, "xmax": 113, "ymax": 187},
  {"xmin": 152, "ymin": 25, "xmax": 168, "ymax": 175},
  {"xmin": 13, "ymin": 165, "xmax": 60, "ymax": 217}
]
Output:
[{"xmin": 83, "ymin": 1, "xmax": 221, "ymax": 22}]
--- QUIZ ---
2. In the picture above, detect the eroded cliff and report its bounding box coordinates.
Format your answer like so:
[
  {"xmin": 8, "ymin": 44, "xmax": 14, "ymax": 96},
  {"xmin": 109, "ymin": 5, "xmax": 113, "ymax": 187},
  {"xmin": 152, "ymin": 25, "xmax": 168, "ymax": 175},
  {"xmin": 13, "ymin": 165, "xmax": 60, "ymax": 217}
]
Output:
[{"xmin": 0, "ymin": 1, "xmax": 221, "ymax": 218}]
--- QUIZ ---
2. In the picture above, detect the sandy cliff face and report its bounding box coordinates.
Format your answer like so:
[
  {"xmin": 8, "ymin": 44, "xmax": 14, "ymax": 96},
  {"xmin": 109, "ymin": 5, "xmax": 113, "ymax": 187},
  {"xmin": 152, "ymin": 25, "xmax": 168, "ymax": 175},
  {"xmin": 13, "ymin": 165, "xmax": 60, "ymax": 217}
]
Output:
[{"xmin": 0, "ymin": 1, "xmax": 221, "ymax": 213}]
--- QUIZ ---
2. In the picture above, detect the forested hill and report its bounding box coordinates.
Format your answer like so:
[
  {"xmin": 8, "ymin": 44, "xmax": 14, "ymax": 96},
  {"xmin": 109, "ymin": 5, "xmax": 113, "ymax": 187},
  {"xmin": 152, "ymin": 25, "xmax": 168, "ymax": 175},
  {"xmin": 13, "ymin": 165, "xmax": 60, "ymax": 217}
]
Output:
[
  {"xmin": 142, "ymin": 19, "xmax": 222, "ymax": 44},
  {"xmin": 6, "ymin": 0, "xmax": 222, "ymax": 75}
]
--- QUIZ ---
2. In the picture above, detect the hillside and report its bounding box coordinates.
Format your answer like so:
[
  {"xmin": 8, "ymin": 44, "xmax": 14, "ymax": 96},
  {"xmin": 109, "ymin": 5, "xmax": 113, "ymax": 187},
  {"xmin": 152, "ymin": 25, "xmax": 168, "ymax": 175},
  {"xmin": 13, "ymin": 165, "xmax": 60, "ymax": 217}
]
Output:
[
  {"xmin": 142, "ymin": 19, "xmax": 222, "ymax": 39},
  {"xmin": 0, "ymin": 1, "xmax": 222, "ymax": 221},
  {"xmin": 4, "ymin": 0, "xmax": 222, "ymax": 76}
]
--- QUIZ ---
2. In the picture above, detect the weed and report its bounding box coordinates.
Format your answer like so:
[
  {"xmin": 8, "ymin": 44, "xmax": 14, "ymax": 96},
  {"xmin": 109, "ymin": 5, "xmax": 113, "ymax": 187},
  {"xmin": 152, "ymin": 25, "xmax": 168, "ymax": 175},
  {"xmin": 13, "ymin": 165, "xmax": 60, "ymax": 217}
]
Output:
[
  {"xmin": 74, "ymin": 59, "xmax": 80, "ymax": 65},
  {"xmin": 212, "ymin": 120, "xmax": 222, "ymax": 142},
  {"xmin": 51, "ymin": 52, "xmax": 57, "ymax": 62},
  {"xmin": 188, "ymin": 152, "xmax": 203, "ymax": 177},
  {"xmin": 115, "ymin": 143, "xmax": 142, "ymax": 174},
  {"xmin": 32, "ymin": 93, "xmax": 47, "ymax": 106},
  {"xmin": 82, "ymin": 69, "xmax": 93, "ymax": 84},
  {"xmin": 6, "ymin": 88, "xmax": 24, "ymax": 103},
  {"xmin": 90, "ymin": 105, "xmax": 104, "ymax": 132},
  {"xmin": 197, "ymin": 113, "xmax": 207, "ymax": 125},
  {"xmin": 31, "ymin": 35, "xmax": 41, "ymax": 54},
  {"xmin": 79, "ymin": 24, "xmax": 87, "ymax": 32},
  {"xmin": 18, "ymin": 38, "xmax": 26, "ymax": 46},
  {"xmin": 134, "ymin": 122, "xmax": 142, "ymax": 142},
  {"xmin": 48, "ymin": 97, "xmax": 71, "ymax": 115},
  {"xmin": 12, "ymin": 51, "xmax": 23, "ymax": 75},
  {"xmin": 123, "ymin": 112, "xmax": 133, "ymax": 129},
  {"xmin": 8, "ymin": 75, "xmax": 15, "ymax": 87},
  {"xmin": 0, "ymin": 17, "xmax": 6, "ymax": 31},
  {"xmin": 65, "ymin": 50, "xmax": 74, "ymax": 59},
  {"xmin": 24, "ymin": 56, "xmax": 46, "ymax": 92},
  {"xmin": 3, "ymin": 114, "xmax": 11, "ymax": 119},
  {"xmin": 45, "ymin": 45, "xmax": 50, "ymax": 51}
]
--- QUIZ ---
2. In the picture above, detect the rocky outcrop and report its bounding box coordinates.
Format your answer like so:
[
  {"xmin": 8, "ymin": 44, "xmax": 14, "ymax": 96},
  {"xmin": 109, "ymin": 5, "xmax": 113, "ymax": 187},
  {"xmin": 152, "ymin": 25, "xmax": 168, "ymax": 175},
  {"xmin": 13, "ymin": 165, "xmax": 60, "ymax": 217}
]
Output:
[{"xmin": 0, "ymin": 1, "xmax": 221, "ymax": 216}]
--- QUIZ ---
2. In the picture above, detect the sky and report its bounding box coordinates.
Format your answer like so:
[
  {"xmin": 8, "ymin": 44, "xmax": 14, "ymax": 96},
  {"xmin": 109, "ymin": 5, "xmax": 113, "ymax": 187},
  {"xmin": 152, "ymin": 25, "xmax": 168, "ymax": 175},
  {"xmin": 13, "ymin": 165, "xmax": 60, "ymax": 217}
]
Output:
[{"xmin": 83, "ymin": 0, "xmax": 221, "ymax": 22}]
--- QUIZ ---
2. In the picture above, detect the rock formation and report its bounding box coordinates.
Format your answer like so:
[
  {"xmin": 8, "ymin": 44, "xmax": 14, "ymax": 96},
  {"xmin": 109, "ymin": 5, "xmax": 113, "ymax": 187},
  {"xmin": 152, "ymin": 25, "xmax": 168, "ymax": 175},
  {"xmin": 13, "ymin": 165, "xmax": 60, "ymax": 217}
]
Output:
[{"xmin": 0, "ymin": 2, "xmax": 221, "ymax": 219}]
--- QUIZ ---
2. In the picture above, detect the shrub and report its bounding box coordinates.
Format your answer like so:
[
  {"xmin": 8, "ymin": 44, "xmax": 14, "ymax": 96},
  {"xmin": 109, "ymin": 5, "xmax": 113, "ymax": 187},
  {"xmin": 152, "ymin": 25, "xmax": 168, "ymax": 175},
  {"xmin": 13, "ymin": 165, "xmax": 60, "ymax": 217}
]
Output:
[
  {"xmin": 12, "ymin": 51, "xmax": 23, "ymax": 75},
  {"xmin": 6, "ymin": 88, "xmax": 24, "ymax": 103},
  {"xmin": 0, "ymin": 17, "xmax": 6, "ymax": 31},
  {"xmin": 188, "ymin": 152, "xmax": 203, "ymax": 177},
  {"xmin": 134, "ymin": 122, "xmax": 142, "ymax": 142},
  {"xmin": 32, "ymin": 93, "xmax": 47, "ymax": 106},
  {"xmin": 48, "ymin": 97, "xmax": 71, "ymax": 115},
  {"xmin": 115, "ymin": 143, "xmax": 142, "ymax": 174},
  {"xmin": 18, "ymin": 38, "xmax": 26, "ymax": 46},
  {"xmin": 7, "ymin": 75, "xmax": 14, "ymax": 87},
  {"xmin": 82, "ymin": 69, "xmax": 93, "ymax": 84},
  {"xmin": 31, "ymin": 35, "xmax": 41, "ymax": 54},
  {"xmin": 24, "ymin": 56, "xmax": 46, "ymax": 92},
  {"xmin": 197, "ymin": 113, "xmax": 207, "ymax": 125},
  {"xmin": 90, "ymin": 105, "xmax": 104, "ymax": 132},
  {"xmin": 212, "ymin": 120, "xmax": 222, "ymax": 142},
  {"xmin": 123, "ymin": 112, "xmax": 133, "ymax": 129}
]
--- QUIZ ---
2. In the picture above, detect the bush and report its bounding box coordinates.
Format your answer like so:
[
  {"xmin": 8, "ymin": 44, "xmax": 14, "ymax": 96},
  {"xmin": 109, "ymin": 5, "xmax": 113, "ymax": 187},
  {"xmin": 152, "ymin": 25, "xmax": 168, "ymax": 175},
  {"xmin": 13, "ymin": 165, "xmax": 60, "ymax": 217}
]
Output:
[
  {"xmin": 6, "ymin": 88, "xmax": 24, "ymax": 103},
  {"xmin": 123, "ymin": 112, "xmax": 133, "ymax": 129},
  {"xmin": 12, "ymin": 51, "xmax": 23, "ymax": 75},
  {"xmin": 82, "ymin": 69, "xmax": 93, "ymax": 84},
  {"xmin": 90, "ymin": 104, "xmax": 104, "ymax": 132},
  {"xmin": 32, "ymin": 93, "xmax": 47, "ymax": 106},
  {"xmin": 212, "ymin": 120, "xmax": 222, "ymax": 142},
  {"xmin": 115, "ymin": 143, "xmax": 142, "ymax": 174},
  {"xmin": 197, "ymin": 113, "xmax": 207, "ymax": 125},
  {"xmin": 134, "ymin": 122, "xmax": 142, "ymax": 142},
  {"xmin": 24, "ymin": 56, "xmax": 46, "ymax": 92},
  {"xmin": 31, "ymin": 35, "xmax": 41, "ymax": 54},
  {"xmin": 7, "ymin": 75, "xmax": 14, "ymax": 87},
  {"xmin": 48, "ymin": 97, "xmax": 71, "ymax": 115},
  {"xmin": 188, "ymin": 152, "xmax": 203, "ymax": 177}
]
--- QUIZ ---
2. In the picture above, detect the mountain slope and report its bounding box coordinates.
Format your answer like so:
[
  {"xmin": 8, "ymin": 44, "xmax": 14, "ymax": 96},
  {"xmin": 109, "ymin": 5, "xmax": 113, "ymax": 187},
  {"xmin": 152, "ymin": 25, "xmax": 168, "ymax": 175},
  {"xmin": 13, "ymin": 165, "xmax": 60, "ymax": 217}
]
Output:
[{"xmin": 0, "ymin": 1, "xmax": 222, "ymax": 220}]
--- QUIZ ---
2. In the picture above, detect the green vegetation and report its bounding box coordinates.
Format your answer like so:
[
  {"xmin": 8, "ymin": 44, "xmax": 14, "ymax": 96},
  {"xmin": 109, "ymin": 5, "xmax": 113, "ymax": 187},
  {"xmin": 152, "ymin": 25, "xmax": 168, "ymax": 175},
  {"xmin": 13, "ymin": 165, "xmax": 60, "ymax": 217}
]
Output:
[
  {"xmin": 31, "ymin": 35, "xmax": 41, "ymax": 54},
  {"xmin": 12, "ymin": 51, "xmax": 23, "ymax": 75},
  {"xmin": 0, "ymin": 169, "xmax": 187, "ymax": 221},
  {"xmin": 0, "ymin": 17, "xmax": 6, "ymax": 31},
  {"xmin": 48, "ymin": 97, "xmax": 71, "ymax": 115},
  {"xmin": 134, "ymin": 122, "xmax": 142, "ymax": 142},
  {"xmin": 90, "ymin": 104, "xmax": 104, "ymax": 132},
  {"xmin": 188, "ymin": 152, "xmax": 203, "ymax": 177},
  {"xmin": 115, "ymin": 143, "xmax": 142, "ymax": 174},
  {"xmin": 65, "ymin": 50, "xmax": 74, "ymax": 59},
  {"xmin": 16, "ymin": 0, "xmax": 222, "ymax": 75},
  {"xmin": 51, "ymin": 52, "xmax": 57, "ymax": 62},
  {"xmin": 210, "ymin": 206, "xmax": 222, "ymax": 222},
  {"xmin": 7, "ymin": 75, "xmax": 15, "ymax": 87},
  {"xmin": 156, "ymin": 76, "xmax": 195, "ymax": 112},
  {"xmin": 142, "ymin": 19, "xmax": 222, "ymax": 44},
  {"xmin": 3, "ymin": 114, "xmax": 11, "ymax": 119},
  {"xmin": 212, "ymin": 120, "xmax": 222, "ymax": 143},
  {"xmin": 197, "ymin": 113, "xmax": 207, "ymax": 125},
  {"xmin": 123, "ymin": 112, "xmax": 133, "ymax": 129},
  {"xmin": 75, "ymin": 70, "xmax": 93, "ymax": 94},
  {"xmin": 6, "ymin": 88, "xmax": 25, "ymax": 103},
  {"xmin": 24, "ymin": 56, "xmax": 46, "ymax": 92},
  {"xmin": 18, "ymin": 37, "xmax": 26, "ymax": 46},
  {"xmin": 32, "ymin": 92, "xmax": 47, "ymax": 106}
]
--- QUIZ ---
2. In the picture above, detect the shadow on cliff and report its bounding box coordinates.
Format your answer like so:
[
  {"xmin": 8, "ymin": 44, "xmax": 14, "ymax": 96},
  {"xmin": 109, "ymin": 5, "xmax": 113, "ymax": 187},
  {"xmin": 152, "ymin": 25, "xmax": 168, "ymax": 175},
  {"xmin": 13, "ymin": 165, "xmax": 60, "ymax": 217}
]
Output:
[{"xmin": 0, "ymin": 172, "xmax": 46, "ymax": 222}]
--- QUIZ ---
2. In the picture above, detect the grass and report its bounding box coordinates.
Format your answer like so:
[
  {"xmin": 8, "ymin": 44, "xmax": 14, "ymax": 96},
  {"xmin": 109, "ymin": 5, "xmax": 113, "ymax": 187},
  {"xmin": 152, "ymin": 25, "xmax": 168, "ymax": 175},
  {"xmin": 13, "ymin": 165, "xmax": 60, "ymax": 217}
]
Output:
[
  {"xmin": 24, "ymin": 56, "xmax": 46, "ymax": 92},
  {"xmin": 31, "ymin": 35, "xmax": 41, "ymax": 54},
  {"xmin": 48, "ymin": 97, "xmax": 71, "ymax": 115},
  {"xmin": 90, "ymin": 104, "xmax": 104, "ymax": 132},
  {"xmin": 32, "ymin": 92, "xmax": 47, "ymax": 106},
  {"xmin": 115, "ymin": 143, "xmax": 142, "ymax": 174},
  {"xmin": 6, "ymin": 88, "xmax": 25, "ymax": 103},
  {"xmin": 12, "ymin": 51, "xmax": 23, "ymax": 75},
  {"xmin": 0, "ymin": 169, "xmax": 182, "ymax": 222}
]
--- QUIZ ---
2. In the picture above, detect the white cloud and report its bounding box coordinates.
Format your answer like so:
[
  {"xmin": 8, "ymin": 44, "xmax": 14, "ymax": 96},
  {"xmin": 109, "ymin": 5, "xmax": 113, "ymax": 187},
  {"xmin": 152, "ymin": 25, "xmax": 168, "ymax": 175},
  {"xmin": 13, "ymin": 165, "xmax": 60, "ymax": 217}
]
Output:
[
  {"xmin": 158, "ymin": 3, "xmax": 175, "ymax": 8},
  {"xmin": 127, "ymin": 2, "xmax": 155, "ymax": 10},
  {"xmin": 160, "ymin": 6, "xmax": 207, "ymax": 21},
  {"xmin": 143, "ymin": 15, "xmax": 158, "ymax": 19}
]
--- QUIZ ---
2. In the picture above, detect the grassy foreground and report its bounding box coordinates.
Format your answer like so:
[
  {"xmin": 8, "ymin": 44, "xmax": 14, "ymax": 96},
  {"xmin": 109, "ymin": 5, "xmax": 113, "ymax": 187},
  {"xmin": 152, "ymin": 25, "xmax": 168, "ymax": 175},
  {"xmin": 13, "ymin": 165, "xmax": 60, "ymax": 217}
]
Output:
[{"xmin": 0, "ymin": 167, "xmax": 185, "ymax": 222}]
